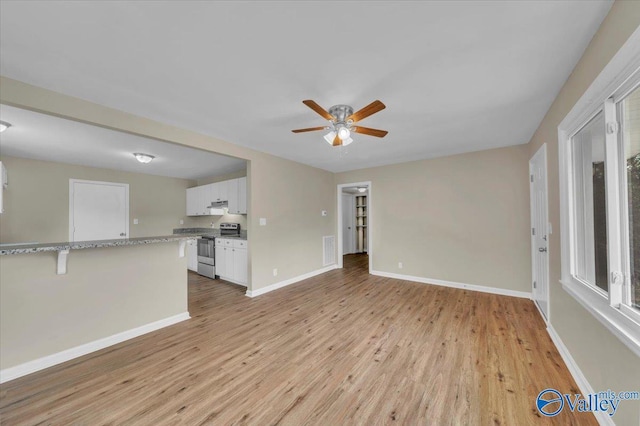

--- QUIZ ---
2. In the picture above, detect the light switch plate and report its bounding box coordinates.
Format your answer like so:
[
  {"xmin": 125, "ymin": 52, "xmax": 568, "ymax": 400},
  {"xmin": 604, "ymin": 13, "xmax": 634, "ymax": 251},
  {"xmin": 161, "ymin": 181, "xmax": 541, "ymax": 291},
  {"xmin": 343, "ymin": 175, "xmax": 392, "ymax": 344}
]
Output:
[
  {"xmin": 179, "ymin": 219, "xmax": 184, "ymax": 225},
  {"xmin": 259, "ymin": 218, "xmax": 267, "ymax": 226},
  {"xmin": 133, "ymin": 218, "xmax": 139, "ymax": 225}
]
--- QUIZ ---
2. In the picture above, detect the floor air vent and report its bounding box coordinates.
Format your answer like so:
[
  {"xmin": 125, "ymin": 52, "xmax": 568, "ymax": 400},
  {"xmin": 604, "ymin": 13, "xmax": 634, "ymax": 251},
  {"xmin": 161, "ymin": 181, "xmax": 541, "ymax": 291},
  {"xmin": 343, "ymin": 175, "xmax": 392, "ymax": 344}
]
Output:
[{"xmin": 323, "ymin": 235, "xmax": 336, "ymax": 266}]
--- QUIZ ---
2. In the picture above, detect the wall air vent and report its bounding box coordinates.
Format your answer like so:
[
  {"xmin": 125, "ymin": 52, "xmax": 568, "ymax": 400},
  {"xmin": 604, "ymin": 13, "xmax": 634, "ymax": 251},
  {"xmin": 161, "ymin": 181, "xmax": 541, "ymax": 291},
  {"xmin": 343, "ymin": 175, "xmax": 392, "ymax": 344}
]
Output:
[{"xmin": 323, "ymin": 235, "xmax": 336, "ymax": 266}]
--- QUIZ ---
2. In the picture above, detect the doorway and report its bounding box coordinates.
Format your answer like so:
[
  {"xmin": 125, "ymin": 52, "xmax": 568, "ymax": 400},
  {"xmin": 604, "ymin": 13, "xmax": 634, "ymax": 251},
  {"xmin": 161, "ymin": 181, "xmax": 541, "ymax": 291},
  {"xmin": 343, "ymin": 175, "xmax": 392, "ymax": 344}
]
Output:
[
  {"xmin": 529, "ymin": 144, "xmax": 550, "ymax": 321},
  {"xmin": 69, "ymin": 179, "xmax": 129, "ymax": 242},
  {"xmin": 337, "ymin": 181, "xmax": 372, "ymax": 272}
]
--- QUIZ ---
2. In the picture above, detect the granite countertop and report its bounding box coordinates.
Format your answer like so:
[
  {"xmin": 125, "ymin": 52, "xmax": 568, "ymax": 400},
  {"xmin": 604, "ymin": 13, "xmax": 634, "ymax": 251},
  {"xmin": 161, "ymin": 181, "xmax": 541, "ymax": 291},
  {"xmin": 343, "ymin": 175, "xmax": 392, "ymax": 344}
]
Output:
[
  {"xmin": 173, "ymin": 228, "xmax": 247, "ymax": 240},
  {"xmin": 0, "ymin": 235, "xmax": 200, "ymax": 256}
]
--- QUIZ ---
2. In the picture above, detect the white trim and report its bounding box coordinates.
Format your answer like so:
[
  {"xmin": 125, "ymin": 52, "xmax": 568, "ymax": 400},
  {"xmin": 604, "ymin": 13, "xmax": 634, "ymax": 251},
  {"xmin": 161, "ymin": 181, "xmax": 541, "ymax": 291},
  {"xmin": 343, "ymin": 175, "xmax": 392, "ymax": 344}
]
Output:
[
  {"xmin": 545, "ymin": 325, "xmax": 615, "ymax": 426},
  {"xmin": 529, "ymin": 143, "xmax": 551, "ymax": 322},
  {"xmin": 370, "ymin": 270, "xmax": 532, "ymax": 299},
  {"xmin": 337, "ymin": 181, "xmax": 372, "ymax": 273},
  {"xmin": 0, "ymin": 312, "xmax": 190, "ymax": 384},
  {"xmin": 69, "ymin": 178, "xmax": 130, "ymax": 242},
  {"xmin": 245, "ymin": 265, "xmax": 338, "ymax": 297}
]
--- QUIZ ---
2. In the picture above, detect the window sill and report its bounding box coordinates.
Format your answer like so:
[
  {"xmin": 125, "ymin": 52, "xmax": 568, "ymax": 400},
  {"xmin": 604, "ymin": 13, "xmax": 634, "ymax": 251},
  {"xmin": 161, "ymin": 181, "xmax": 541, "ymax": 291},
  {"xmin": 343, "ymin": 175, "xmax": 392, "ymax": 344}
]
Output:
[{"xmin": 561, "ymin": 278, "xmax": 640, "ymax": 358}]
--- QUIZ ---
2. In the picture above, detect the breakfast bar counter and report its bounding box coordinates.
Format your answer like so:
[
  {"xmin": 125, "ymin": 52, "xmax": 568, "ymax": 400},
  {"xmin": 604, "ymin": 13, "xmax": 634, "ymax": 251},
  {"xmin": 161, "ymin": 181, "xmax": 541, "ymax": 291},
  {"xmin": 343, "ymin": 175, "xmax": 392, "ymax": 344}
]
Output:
[{"xmin": 0, "ymin": 235, "xmax": 200, "ymax": 275}]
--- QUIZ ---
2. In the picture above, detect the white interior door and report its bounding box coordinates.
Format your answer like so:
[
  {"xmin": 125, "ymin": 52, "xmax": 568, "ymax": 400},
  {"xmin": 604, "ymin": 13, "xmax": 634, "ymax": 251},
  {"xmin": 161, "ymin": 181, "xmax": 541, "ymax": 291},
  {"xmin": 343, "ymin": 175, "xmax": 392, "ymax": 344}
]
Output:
[
  {"xmin": 342, "ymin": 194, "xmax": 355, "ymax": 254},
  {"xmin": 530, "ymin": 144, "xmax": 550, "ymax": 320},
  {"xmin": 70, "ymin": 179, "xmax": 129, "ymax": 242}
]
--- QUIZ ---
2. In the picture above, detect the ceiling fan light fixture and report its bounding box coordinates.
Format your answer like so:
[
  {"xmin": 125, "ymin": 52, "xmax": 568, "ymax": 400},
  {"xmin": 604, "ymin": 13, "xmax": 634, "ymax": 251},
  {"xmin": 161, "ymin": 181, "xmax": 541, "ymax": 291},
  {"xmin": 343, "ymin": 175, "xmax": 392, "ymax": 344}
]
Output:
[
  {"xmin": 133, "ymin": 152, "xmax": 155, "ymax": 163},
  {"xmin": 341, "ymin": 136, "xmax": 354, "ymax": 146},
  {"xmin": 337, "ymin": 126, "xmax": 350, "ymax": 140},
  {"xmin": 324, "ymin": 131, "xmax": 337, "ymax": 145}
]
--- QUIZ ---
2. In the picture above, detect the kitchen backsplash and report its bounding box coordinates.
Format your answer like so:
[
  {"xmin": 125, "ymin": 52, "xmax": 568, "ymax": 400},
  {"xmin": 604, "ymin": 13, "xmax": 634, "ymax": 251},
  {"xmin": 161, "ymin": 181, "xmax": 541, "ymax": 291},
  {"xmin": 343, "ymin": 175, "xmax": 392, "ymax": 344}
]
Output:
[{"xmin": 184, "ymin": 212, "xmax": 247, "ymax": 230}]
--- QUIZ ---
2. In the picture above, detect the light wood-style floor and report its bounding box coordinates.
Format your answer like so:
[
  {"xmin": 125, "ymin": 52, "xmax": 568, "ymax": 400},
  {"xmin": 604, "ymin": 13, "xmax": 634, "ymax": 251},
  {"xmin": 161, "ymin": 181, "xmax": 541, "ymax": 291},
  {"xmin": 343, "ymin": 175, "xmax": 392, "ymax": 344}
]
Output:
[{"xmin": 0, "ymin": 254, "xmax": 595, "ymax": 425}]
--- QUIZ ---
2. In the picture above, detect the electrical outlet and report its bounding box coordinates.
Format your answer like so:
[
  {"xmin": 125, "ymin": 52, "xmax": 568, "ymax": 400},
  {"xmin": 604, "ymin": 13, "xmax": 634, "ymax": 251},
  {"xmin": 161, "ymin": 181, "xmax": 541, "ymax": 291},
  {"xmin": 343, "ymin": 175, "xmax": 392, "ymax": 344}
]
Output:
[
  {"xmin": 273, "ymin": 268, "xmax": 278, "ymax": 277},
  {"xmin": 398, "ymin": 262, "xmax": 403, "ymax": 269},
  {"xmin": 179, "ymin": 219, "xmax": 184, "ymax": 225},
  {"xmin": 133, "ymin": 218, "xmax": 139, "ymax": 225}
]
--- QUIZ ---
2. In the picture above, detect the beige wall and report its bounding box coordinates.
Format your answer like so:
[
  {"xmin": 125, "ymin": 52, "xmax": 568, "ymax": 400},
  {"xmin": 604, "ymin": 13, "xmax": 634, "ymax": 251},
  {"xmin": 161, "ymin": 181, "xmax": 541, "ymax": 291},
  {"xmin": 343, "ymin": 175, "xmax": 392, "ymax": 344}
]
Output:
[
  {"xmin": 0, "ymin": 155, "xmax": 196, "ymax": 244},
  {"xmin": 526, "ymin": 2, "xmax": 640, "ymax": 424},
  {"xmin": 196, "ymin": 169, "xmax": 246, "ymax": 186},
  {"xmin": 0, "ymin": 242, "xmax": 188, "ymax": 369},
  {"xmin": 336, "ymin": 145, "xmax": 531, "ymax": 292},
  {"xmin": 0, "ymin": 77, "xmax": 337, "ymax": 291}
]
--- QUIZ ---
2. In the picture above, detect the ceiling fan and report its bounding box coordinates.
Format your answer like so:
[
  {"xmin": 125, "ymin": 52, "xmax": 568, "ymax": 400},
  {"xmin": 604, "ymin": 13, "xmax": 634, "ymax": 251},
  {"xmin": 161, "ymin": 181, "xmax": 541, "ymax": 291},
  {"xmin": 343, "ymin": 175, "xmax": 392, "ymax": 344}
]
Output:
[{"xmin": 292, "ymin": 100, "xmax": 388, "ymax": 146}]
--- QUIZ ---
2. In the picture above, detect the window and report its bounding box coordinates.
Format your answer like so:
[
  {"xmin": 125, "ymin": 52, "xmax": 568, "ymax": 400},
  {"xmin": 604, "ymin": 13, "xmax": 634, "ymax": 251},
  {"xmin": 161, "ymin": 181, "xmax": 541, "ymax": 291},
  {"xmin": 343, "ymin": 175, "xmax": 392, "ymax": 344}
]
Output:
[
  {"xmin": 619, "ymin": 87, "xmax": 640, "ymax": 312},
  {"xmin": 559, "ymin": 46, "xmax": 640, "ymax": 357},
  {"xmin": 571, "ymin": 111, "xmax": 608, "ymax": 293}
]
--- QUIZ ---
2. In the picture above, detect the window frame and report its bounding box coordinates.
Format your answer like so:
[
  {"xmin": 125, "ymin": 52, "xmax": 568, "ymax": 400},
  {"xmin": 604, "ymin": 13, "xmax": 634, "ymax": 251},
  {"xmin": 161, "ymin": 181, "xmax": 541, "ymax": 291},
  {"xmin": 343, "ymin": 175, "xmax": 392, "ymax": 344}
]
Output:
[{"xmin": 558, "ymin": 30, "xmax": 640, "ymax": 358}]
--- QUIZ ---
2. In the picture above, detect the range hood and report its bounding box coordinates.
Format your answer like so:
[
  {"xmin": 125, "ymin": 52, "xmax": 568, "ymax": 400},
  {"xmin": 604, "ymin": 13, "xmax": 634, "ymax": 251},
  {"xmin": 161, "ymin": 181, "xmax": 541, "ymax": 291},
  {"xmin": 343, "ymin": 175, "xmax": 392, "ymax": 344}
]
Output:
[{"xmin": 207, "ymin": 200, "xmax": 228, "ymax": 215}]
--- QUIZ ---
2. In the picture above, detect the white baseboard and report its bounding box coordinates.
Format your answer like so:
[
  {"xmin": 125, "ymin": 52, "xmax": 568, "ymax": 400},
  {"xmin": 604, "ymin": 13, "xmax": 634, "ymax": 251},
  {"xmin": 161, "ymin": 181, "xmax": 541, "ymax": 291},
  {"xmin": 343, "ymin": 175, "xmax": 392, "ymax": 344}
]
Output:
[
  {"xmin": 246, "ymin": 265, "xmax": 338, "ymax": 297},
  {"xmin": 0, "ymin": 312, "xmax": 190, "ymax": 384},
  {"xmin": 546, "ymin": 325, "xmax": 614, "ymax": 426},
  {"xmin": 370, "ymin": 270, "xmax": 532, "ymax": 299}
]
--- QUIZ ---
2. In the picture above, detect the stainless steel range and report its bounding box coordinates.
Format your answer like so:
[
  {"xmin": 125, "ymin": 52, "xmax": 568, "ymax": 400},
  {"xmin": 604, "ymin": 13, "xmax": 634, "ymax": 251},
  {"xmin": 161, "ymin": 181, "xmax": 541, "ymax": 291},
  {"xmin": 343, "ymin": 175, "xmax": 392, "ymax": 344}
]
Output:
[
  {"xmin": 197, "ymin": 223, "xmax": 241, "ymax": 279},
  {"xmin": 197, "ymin": 236, "xmax": 215, "ymax": 279}
]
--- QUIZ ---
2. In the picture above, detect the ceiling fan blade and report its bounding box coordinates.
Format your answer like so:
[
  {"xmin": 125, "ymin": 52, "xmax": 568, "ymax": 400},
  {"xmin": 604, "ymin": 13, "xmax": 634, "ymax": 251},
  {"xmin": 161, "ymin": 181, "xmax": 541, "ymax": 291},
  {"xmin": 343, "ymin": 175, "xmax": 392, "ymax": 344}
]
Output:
[
  {"xmin": 291, "ymin": 126, "xmax": 326, "ymax": 133},
  {"xmin": 333, "ymin": 134, "xmax": 342, "ymax": 146},
  {"xmin": 352, "ymin": 126, "xmax": 388, "ymax": 138},
  {"xmin": 302, "ymin": 100, "xmax": 334, "ymax": 121},
  {"xmin": 347, "ymin": 100, "xmax": 386, "ymax": 122}
]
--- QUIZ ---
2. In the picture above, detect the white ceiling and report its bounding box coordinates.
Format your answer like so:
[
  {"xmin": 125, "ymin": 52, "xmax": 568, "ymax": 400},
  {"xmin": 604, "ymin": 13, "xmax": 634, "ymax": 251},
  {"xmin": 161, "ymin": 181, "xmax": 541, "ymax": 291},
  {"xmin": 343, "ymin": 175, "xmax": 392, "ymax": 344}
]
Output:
[
  {"xmin": 0, "ymin": 104, "xmax": 246, "ymax": 180},
  {"xmin": 0, "ymin": 1, "xmax": 612, "ymax": 173}
]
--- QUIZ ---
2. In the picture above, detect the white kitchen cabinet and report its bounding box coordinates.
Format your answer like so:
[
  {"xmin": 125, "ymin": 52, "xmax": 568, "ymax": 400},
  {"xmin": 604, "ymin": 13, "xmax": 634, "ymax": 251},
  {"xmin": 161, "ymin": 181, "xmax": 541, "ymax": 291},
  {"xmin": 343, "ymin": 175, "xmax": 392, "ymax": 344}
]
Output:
[
  {"xmin": 238, "ymin": 177, "xmax": 247, "ymax": 214},
  {"xmin": 186, "ymin": 187, "xmax": 199, "ymax": 216},
  {"xmin": 215, "ymin": 244, "xmax": 227, "ymax": 277},
  {"xmin": 198, "ymin": 185, "xmax": 211, "ymax": 216},
  {"xmin": 227, "ymin": 178, "xmax": 240, "ymax": 214},
  {"xmin": 216, "ymin": 180, "xmax": 229, "ymax": 203},
  {"xmin": 187, "ymin": 239, "xmax": 198, "ymax": 272},
  {"xmin": 233, "ymin": 245, "xmax": 248, "ymax": 284},
  {"xmin": 186, "ymin": 177, "xmax": 247, "ymax": 216},
  {"xmin": 227, "ymin": 178, "xmax": 247, "ymax": 215},
  {"xmin": 215, "ymin": 238, "xmax": 248, "ymax": 286},
  {"xmin": 207, "ymin": 182, "xmax": 218, "ymax": 205}
]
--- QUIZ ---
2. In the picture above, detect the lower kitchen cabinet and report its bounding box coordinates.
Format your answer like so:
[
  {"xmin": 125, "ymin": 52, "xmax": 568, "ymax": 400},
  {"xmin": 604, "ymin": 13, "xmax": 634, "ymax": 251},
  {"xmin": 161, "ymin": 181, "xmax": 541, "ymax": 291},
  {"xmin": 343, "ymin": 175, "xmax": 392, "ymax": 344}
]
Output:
[
  {"xmin": 215, "ymin": 238, "xmax": 248, "ymax": 286},
  {"xmin": 187, "ymin": 239, "xmax": 198, "ymax": 272}
]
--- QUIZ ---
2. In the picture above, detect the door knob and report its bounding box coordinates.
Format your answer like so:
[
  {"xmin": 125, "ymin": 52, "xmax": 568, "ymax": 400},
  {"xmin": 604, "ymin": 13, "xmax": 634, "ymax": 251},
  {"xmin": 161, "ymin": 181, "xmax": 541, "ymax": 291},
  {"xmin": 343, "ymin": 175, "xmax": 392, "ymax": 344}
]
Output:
[{"xmin": 538, "ymin": 247, "xmax": 547, "ymax": 252}]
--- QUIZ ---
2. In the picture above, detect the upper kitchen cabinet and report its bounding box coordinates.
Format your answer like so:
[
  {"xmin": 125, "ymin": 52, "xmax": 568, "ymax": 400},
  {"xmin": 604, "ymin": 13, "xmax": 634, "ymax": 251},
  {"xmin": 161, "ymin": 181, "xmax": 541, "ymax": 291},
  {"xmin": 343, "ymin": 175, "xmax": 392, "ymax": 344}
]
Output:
[
  {"xmin": 216, "ymin": 180, "xmax": 228, "ymax": 203},
  {"xmin": 227, "ymin": 177, "xmax": 247, "ymax": 214},
  {"xmin": 238, "ymin": 177, "xmax": 247, "ymax": 214},
  {"xmin": 186, "ymin": 176, "xmax": 247, "ymax": 216},
  {"xmin": 186, "ymin": 186, "xmax": 200, "ymax": 216}
]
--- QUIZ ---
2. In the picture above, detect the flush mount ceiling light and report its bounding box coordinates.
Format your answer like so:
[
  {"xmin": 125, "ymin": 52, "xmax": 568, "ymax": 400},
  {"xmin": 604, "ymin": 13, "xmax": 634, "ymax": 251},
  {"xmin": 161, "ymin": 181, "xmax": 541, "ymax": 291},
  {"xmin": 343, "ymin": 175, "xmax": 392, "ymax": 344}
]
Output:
[
  {"xmin": 0, "ymin": 121, "xmax": 12, "ymax": 132},
  {"xmin": 292, "ymin": 100, "xmax": 388, "ymax": 147},
  {"xmin": 133, "ymin": 153, "xmax": 155, "ymax": 164}
]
